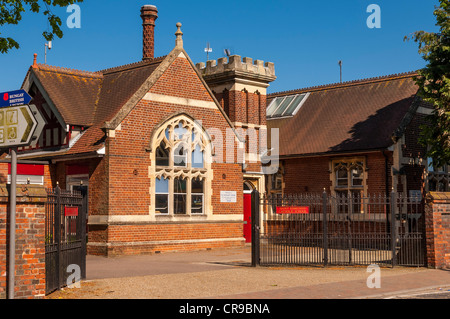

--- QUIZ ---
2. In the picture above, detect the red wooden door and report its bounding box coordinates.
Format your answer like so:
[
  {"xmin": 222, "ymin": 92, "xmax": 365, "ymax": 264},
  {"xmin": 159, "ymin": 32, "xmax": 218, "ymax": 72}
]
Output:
[{"xmin": 243, "ymin": 193, "xmax": 252, "ymax": 243}]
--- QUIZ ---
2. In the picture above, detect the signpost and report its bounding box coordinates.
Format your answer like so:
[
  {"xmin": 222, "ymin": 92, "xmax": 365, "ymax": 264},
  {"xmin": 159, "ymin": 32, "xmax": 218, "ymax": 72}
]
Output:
[
  {"xmin": 0, "ymin": 105, "xmax": 38, "ymax": 148},
  {"xmin": 0, "ymin": 90, "xmax": 45, "ymax": 299},
  {"xmin": 1, "ymin": 90, "xmax": 32, "ymax": 108}
]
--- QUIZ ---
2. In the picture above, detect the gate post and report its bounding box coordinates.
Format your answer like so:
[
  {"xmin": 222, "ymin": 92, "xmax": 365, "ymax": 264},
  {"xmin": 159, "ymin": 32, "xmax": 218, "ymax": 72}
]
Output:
[
  {"xmin": 80, "ymin": 186, "xmax": 87, "ymax": 280},
  {"xmin": 390, "ymin": 191, "xmax": 397, "ymax": 268},
  {"xmin": 251, "ymin": 189, "xmax": 260, "ymax": 267},
  {"xmin": 55, "ymin": 185, "xmax": 61, "ymax": 290},
  {"xmin": 322, "ymin": 189, "xmax": 328, "ymax": 267}
]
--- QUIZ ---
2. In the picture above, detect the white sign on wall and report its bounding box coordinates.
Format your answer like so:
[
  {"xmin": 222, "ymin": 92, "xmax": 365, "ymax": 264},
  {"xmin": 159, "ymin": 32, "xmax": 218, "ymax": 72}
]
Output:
[{"xmin": 220, "ymin": 191, "xmax": 237, "ymax": 203}]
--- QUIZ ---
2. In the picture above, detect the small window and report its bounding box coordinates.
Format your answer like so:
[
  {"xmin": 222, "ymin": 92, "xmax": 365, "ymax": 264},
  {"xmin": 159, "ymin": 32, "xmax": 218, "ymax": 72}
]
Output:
[
  {"xmin": 174, "ymin": 178, "xmax": 187, "ymax": 215},
  {"xmin": 8, "ymin": 175, "xmax": 44, "ymax": 185},
  {"xmin": 155, "ymin": 177, "xmax": 169, "ymax": 214},
  {"xmin": 335, "ymin": 163, "xmax": 348, "ymax": 187},
  {"xmin": 8, "ymin": 164, "xmax": 45, "ymax": 186},
  {"xmin": 272, "ymin": 95, "xmax": 296, "ymax": 117},
  {"xmin": 173, "ymin": 144, "xmax": 187, "ymax": 167},
  {"xmin": 336, "ymin": 189, "xmax": 363, "ymax": 214},
  {"xmin": 332, "ymin": 159, "xmax": 366, "ymax": 213},
  {"xmin": 156, "ymin": 141, "xmax": 169, "ymax": 166},
  {"xmin": 191, "ymin": 178, "xmax": 204, "ymax": 214},
  {"xmin": 266, "ymin": 97, "xmax": 284, "ymax": 117},
  {"xmin": 351, "ymin": 164, "xmax": 364, "ymax": 187},
  {"xmin": 192, "ymin": 145, "xmax": 204, "ymax": 168},
  {"xmin": 174, "ymin": 122, "xmax": 188, "ymax": 140}
]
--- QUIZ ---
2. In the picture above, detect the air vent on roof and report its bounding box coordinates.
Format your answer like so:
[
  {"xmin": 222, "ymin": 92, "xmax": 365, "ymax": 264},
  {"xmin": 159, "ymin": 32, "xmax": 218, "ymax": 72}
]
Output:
[{"xmin": 266, "ymin": 93, "xmax": 309, "ymax": 119}]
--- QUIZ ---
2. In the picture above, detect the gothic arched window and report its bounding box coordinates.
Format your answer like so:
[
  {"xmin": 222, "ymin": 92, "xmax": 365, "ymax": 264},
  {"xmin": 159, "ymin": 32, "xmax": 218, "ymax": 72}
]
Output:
[{"xmin": 151, "ymin": 115, "xmax": 211, "ymax": 216}]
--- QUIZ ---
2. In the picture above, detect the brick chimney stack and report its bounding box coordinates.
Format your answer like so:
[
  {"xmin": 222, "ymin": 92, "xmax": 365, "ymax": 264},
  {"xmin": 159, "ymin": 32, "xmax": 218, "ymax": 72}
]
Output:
[{"xmin": 141, "ymin": 5, "xmax": 158, "ymax": 60}]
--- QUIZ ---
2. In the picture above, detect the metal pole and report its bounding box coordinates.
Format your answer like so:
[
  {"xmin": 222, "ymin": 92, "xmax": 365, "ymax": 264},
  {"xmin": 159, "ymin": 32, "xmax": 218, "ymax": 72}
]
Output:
[
  {"xmin": 322, "ymin": 189, "xmax": 328, "ymax": 267},
  {"xmin": 80, "ymin": 183, "xmax": 87, "ymax": 280},
  {"xmin": 55, "ymin": 184, "xmax": 61, "ymax": 290},
  {"xmin": 348, "ymin": 195, "xmax": 353, "ymax": 265},
  {"xmin": 251, "ymin": 189, "xmax": 260, "ymax": 267},
  {"xmin": 8, "ymin": 147, "xmax": 17, "ymax": 299},
  {"xmin": 390, "ymin": 191, "xmax": 397, "ymax": 268}
]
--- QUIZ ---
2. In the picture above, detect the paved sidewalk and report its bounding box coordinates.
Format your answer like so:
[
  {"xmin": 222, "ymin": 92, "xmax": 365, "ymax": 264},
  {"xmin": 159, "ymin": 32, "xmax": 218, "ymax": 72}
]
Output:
[
  {"xmin": 84, "ymin": 246, "xmax": 252, "ymax": 280},
  {"xmin": 216, "ymin": 268, "xmax": 450, "ymax": 299},
  {"xmin": 47, "ymin": 246, "xmax": 450, "ymax": 299}
]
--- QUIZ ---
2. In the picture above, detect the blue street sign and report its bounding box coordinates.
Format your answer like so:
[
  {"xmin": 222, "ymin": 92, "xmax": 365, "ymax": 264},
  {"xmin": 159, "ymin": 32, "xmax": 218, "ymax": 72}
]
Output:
[{"xmin": 0, "ymin": 90, "xmax": 32, "ymax": 108}]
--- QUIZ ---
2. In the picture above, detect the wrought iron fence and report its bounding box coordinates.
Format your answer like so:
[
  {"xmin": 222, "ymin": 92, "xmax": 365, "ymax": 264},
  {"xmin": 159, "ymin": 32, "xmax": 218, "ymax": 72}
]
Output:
[
  {"xmin": 45, "ymin": 186, "xmax": 87, "ymax": 294},
  {"xmin": 252, "ymin": 191, "xmax": 425, "ymax": 267}
]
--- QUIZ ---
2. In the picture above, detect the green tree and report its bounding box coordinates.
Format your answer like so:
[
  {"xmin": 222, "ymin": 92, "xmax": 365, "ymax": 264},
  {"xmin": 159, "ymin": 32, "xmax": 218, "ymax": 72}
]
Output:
[
  {"xmin": 407, "ymin": 0, "xmax": 450, "ymax": 169},
  {"xmin": 0, "ymin": 0, "xmax": 83, "ymax": 53}
]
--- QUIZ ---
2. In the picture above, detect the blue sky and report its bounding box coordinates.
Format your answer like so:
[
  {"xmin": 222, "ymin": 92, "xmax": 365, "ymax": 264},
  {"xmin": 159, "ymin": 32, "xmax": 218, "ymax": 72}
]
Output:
[{"xmin": 0, "ymin": 0, "xmax": 440, "ymax": 94}]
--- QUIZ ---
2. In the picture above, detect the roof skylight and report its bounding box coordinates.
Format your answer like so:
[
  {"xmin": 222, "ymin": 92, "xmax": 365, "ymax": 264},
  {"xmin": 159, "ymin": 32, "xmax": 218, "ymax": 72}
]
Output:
[{"xmin": 266, "ymin": 93, "xmax": 309, "ymax": 119}]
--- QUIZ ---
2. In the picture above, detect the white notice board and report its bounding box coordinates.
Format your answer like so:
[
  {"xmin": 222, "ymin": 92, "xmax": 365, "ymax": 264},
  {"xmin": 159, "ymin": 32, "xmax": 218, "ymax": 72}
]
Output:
[{"xmin": 220, "ymin": 191, "xmax": 237, "ymax": 203}]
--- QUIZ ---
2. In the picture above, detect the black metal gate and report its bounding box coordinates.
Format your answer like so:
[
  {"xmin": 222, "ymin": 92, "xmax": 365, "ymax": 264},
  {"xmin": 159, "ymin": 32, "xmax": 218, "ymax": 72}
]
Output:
[
  {"xmin": 251, "ymin": 190, "xmax": 425, "ymax": 267},
  {"xmin": 45, "ymin": 185, "xmax": 87, "ymax": 294}
]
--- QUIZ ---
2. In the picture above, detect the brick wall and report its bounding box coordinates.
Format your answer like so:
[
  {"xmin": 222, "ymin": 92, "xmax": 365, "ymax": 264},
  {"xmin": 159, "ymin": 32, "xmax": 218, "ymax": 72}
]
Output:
[
  {"xmin": 107, "ymin": 59, "xmax": 243, "ymax": 217},
  {"xmin": 104, "ymin": 222, "xmax": 243, "ymax": 256},
  {"xmin": 87, "ymin": 56, "xmax": 246, "ymax": 256},
  {"xmin": 283, "ymin": 152, "xmax": 392, "ymax": 195},
  {"xmin": 283, "ymin": 156, "xmax": 331, "ymax": 193},
  {"xmin": 425, "ymin": 192, "xmax": 450, "ymax": 269},
  {"xmin": 216, "ymin": 89, "xmax": 265, "ymax": 126},
  {"xmin": 0, "ymin": 185, "xmax": 46, "ymax": 299},
  {"xmin": 214, "ymin": 88, "xmax": 267, "ymax": 174}
]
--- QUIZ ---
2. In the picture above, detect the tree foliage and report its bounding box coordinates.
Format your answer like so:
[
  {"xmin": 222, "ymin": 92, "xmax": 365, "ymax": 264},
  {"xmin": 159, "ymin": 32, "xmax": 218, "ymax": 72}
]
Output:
[
  {"xmin": 407, "ymin": 0, "xmax": 450, "ymax": 168},
  {"xmin": 0, "ymin": 0, "xmax": 83, "ymax": 53}
]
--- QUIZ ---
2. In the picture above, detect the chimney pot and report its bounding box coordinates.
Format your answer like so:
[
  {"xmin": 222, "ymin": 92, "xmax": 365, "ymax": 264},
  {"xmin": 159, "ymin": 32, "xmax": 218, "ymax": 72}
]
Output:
[{"xmin": 141, "ymin": 5, "xmax": 158, "ymax": 60}]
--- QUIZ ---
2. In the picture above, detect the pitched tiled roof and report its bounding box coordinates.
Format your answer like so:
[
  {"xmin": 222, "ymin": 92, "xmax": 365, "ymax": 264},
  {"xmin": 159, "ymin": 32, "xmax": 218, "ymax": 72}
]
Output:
[
  {"xmin": 267, "ymin": 72, "xmax": 421, "ymax": 157},
  {"xmin": 31, "ymin": 56, "xmax": 166, "ymax": 127},
  {"xmin": 32, "ymin": 65, "xmax": 102, "ymax": 126},
  {"xmin": 94, "ymin": 57, "xmax": 165, "ymax": 125},
  {"xmin": 65, "ymin": 124, "xmax": 106, "ymax": 155},
  {"xmin": 27, "ymin": 56, "xmax": 166, "ymax": 155}
]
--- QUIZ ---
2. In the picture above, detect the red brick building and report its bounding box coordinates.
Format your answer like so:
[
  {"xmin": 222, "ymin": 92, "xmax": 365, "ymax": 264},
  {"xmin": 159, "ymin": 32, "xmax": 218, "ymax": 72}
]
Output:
[
  {"xmin": 265, "ymin": 72, "xmax": 448, "ymax": 198},
  {"xmin": 4, "ymin": 5, "xmax": 448, "ymax": 260},
  {"xmin": 8, "ymin": 5, "xmax": 276, "ymax": 256}
]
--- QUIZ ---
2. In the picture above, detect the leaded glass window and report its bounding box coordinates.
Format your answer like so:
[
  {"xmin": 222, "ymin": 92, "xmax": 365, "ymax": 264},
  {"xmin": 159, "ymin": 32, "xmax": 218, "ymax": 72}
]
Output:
[{"xmin": 151, "ymin": 115, "xmax": 210, "ymax": 216}]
